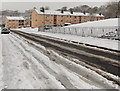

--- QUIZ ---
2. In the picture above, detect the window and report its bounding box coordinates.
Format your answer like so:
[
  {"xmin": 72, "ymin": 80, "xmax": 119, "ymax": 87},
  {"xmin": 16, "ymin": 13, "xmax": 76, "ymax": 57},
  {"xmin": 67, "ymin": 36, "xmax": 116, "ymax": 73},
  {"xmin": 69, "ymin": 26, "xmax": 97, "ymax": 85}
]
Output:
[
  {"xmin": 46, "ymin": 15, "xmax": 50, "ymax": 17},
  {"xmin": 61, "ymin": 20, "xmax": 64, "ymax": 22},
  {"xmin": 46, "ymin": 20, "xmax": 50, "ymax": 22}
]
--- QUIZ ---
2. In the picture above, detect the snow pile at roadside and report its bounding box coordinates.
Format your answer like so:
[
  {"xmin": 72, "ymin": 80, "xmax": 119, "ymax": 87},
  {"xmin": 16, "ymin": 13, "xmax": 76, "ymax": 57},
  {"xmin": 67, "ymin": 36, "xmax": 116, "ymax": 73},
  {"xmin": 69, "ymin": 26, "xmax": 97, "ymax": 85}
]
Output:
[
  {"xmin": 66, "ymin": 18, "xmax": 118, "ymax": 27},
  {"xmin": 0, "ymin": 29, "xmax": 3, "ymax": 90}
]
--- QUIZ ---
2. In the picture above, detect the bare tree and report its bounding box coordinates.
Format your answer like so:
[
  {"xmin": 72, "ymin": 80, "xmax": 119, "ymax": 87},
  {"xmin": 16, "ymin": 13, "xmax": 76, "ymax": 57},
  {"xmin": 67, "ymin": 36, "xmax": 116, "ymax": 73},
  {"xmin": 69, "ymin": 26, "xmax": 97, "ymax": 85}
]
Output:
[
  {"xmin": 105, "ymin": 2, "xmax": 120, "ymax": 18},
  {"xmin": 61, "ymin": 6, "xmax": 68, "ymax": 11}
]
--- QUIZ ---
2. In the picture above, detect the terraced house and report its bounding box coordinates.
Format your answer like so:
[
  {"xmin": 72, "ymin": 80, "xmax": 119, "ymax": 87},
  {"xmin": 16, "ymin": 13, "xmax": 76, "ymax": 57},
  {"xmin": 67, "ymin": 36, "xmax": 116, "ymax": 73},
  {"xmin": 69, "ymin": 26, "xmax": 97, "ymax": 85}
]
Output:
[
  {"xmin": 5, "ymin": 16, "xmax": 25, "ymax": 28},
  {"xmin": 31, "ymin": 9, "xmax": 104, "ymax": 28}
]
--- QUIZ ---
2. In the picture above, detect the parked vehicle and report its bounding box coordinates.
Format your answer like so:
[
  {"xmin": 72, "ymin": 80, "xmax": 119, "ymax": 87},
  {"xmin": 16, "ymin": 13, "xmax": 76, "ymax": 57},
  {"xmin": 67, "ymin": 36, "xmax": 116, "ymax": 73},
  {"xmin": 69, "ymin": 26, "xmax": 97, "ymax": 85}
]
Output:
[
  {"xmin": 44, "ymin": 25, "xmax": 52, "ymax": 30},
  {"xmin": 64, "ymin": 23, "xmax": 71, "ymax": 26},
  {"xmin": 38, "ymin": 25, "xmax": 52, "ymax": 31},
  {"xmin": 1, "ymin": 27, "xmax": 10, "ymax": 34}
]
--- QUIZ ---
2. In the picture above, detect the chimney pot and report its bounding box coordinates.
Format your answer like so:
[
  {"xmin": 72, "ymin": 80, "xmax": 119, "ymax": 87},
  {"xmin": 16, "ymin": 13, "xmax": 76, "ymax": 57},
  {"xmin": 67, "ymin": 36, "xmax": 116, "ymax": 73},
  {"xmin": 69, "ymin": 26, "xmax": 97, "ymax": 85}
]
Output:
[
  {"xmin": 83, "ymin": 11, "xmax": 86, "ymax": 15},
  {"xmin": 40, "ymin": 7, "xmax": 45, "ymax": 12},
  {"xmin": 70, "ymin": 9, "xmax": 73, "ymax": 14},
  {"xmin": 61, "ymin": 10, "xmax": 64, "ymax": 13}
]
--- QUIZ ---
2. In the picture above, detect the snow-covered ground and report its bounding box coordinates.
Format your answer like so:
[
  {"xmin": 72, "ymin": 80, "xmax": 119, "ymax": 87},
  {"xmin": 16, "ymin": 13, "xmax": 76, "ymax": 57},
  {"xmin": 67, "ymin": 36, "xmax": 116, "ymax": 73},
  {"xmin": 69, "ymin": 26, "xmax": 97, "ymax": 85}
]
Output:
[
  {"xmin": 14, "ymin": 28, "xmax": 119, "ymax": 51},
  {"xmin": 0, "ymin": 18, "xmax": 119, "ymax": 89},
  {"xmin": 0, "ymin": 32, "xmax": 119, "ymax": 89}
]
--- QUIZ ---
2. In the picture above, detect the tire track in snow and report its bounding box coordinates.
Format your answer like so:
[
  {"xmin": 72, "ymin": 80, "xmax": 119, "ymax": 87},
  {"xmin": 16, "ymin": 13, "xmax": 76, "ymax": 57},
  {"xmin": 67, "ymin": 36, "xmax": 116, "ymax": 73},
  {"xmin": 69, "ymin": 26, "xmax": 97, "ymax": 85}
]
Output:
[
  {"xmin": 9, "ymin": 33, "xmax": 119, "ymax": 89},
  {"xmin": 9, "ymin": 33, "xmax": 101, "ymax": 89},
  {"xmin": 8, "ymin": 34, "xmax": 66, "ymax": 89}
]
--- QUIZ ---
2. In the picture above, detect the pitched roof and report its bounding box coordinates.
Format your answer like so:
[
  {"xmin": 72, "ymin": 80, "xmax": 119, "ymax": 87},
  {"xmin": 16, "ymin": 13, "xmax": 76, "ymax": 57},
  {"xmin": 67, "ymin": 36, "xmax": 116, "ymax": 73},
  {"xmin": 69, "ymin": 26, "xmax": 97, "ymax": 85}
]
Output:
[
  {"xmin": 35, "ymin": 9, "xmax": 104, "ymax": 17},
  {"xmin": 6, "ymin": 16, "xmax": 25, "ymax": 20}
]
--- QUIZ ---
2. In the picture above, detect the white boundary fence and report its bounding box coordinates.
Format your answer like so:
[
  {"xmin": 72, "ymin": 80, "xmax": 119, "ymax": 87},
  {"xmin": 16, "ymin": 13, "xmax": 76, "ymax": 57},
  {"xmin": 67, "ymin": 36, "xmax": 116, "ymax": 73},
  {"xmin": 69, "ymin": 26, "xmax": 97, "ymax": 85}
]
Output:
[{"xmin": 45, "ymin": 26, "xmax": 119, "ymax": 38}]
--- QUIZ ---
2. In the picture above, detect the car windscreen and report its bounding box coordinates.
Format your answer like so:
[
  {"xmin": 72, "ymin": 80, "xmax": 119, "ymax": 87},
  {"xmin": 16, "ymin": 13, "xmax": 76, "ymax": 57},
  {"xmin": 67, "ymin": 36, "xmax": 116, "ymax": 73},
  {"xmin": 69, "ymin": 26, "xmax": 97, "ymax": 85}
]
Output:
[{"xmin": 2, "ymin": 28, "xmax": 8, "ymax": 31}]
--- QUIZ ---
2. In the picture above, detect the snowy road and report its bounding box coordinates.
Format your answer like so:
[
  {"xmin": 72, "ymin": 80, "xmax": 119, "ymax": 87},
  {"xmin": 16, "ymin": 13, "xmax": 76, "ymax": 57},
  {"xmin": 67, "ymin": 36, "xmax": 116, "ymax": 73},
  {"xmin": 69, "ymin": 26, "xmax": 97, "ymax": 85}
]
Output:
[{"xmin": 0, "ymin": 33, "xmax": 119, "ymax": 89}]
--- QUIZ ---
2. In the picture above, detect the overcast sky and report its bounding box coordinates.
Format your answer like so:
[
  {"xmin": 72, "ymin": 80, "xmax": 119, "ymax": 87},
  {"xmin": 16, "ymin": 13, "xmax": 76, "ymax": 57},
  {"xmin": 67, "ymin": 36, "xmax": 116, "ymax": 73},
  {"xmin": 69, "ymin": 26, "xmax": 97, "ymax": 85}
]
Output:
[{"xmin": 0, "ymin": 0, "xmax": 119, "ymax": 12}]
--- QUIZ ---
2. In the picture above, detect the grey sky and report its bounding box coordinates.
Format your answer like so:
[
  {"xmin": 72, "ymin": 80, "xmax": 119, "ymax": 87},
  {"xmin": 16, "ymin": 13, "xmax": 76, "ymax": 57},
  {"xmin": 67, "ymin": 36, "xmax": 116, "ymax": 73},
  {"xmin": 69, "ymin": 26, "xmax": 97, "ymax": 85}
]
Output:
[{"xmin": 1, "ymin": 0, "xmax": 118, "ymax": 12}]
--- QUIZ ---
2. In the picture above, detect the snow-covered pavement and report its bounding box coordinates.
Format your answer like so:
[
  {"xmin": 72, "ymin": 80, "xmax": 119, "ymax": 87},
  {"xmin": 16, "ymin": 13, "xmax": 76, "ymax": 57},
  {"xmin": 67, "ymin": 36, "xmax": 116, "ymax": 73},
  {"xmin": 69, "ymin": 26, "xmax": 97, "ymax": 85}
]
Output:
[
  {"xmin": 14, "ymin": 28, "xmax": 119, "ymax": 51},
  {"xmin": 35, "ymin": 32, "xmax": 119, "ymax": 51},
  {"xmin": 0, "ymin": 32, "xmax": 119, "ymax": 89}
]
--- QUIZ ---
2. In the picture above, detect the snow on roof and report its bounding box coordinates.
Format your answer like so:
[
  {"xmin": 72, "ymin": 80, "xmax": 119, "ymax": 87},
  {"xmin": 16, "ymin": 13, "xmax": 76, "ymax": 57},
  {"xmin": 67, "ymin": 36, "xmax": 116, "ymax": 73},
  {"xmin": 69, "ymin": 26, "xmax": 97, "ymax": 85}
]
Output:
[
  {"xmin": 66, "ymin": 18, "xmax": 118, "ymax": 27},
  {"xmin": 35, "ymin": 9, "xmax": 104, "ymax": 17},
  {"xmin": 93, "ymin": 14, "xmax": 104, "ymax": 17},
  {"xmin": 6, "ymin": 16, "xmax": 25, "ymax": 20}
]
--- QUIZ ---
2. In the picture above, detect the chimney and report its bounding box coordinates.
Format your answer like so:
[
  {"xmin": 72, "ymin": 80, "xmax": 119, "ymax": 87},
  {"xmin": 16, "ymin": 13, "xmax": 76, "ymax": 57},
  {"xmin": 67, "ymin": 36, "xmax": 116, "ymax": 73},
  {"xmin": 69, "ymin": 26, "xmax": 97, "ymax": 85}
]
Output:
[
  {"xmin": 83, "ymin": 11, "xmax": 86, "ymax": 15},
  {"xmin": 70, "ymin": 9, "xmax": 73, "ymax": 14},
  {"xmin": 61, "ymin": 10, "xmax": 64, "ymax": 13},
  {"xmin": 99, "ymin": 13, "xmax": 102, "ymax": 16},
  {"xmin": 40, "ymin": 7, "xmax": 45, "ymax": 13}
]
